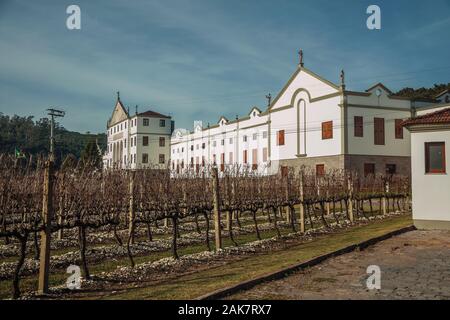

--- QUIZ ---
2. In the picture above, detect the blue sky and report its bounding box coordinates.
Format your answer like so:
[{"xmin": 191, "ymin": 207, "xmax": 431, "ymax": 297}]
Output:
[{"xmin": 1, "ymin": 0, "xmax": 449, "ymax": 133}]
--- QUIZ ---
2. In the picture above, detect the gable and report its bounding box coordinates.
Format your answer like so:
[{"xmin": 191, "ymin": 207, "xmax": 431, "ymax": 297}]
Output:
[
  {"xmin": 366, "ymin": 83, "xmax": 393, "ymax": 96},
  {"xmin": 270, "ymin": 67, "xmax": 340, "ymax": 111},
  {"xmin": 109, "ymin": 100, "xmax": 129, "ymax": 127}
]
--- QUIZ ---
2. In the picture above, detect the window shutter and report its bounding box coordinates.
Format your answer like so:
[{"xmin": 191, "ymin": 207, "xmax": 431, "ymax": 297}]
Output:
[
  {"xmin": 395, "ymin": 119, "xmax": 403, "ymax": 139},
  {"xmin": 322, "ymin": 121, "xmax": 333, "ymax": 139},
  {"xmin": 374, "ymin": 118, "xmax": 385, "ymax": 145},
  {"xmin": 277, "ymin": 130, "xmax": 285, "ymax": 146},
  {"xmin": 354, "ymin": 116, "xmax": 363, "ymax": 137}
]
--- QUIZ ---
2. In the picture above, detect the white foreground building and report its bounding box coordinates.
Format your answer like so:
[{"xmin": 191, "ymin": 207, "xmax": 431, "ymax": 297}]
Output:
[
  {"xmin": 170, "ymin": 56, "xmax": 436, "ymax": 176},
  {"xmin": 403, "ymin": 105, "xmax": 450, "ymax": 230},
  {"xmin": 103, "ymin": 94, "xmax": 174, "ymax": 169}
]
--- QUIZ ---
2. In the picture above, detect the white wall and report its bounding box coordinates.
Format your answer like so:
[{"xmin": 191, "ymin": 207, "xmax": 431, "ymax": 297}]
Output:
[
  {"xmin": 411, "ymin": 129, "xmax": 450, "ymax": 222},
  {"xmin": 346, "ymin": 106, "xmax": 411, "ymax": 156}
]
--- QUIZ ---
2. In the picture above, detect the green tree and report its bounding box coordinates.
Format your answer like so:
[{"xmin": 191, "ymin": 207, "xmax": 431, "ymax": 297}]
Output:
[{"xmin": 80, "ymin": 140, "xmax": 102, "ymax": 169}]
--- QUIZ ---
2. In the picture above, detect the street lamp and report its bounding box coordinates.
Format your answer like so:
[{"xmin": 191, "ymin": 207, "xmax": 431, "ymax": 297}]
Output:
[{"xmin": 46, "ymin": 108, "xmax": 65, "ymax": 162}]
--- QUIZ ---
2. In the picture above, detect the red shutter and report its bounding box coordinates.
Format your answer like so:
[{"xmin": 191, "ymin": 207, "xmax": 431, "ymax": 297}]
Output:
[
  {"xmin": 322, "ymin": 121, "xmax": 333, "ymax": 139},
  {"xmin": 277, "ymin": 130, "xmax": 285, "ymax": 146},
  {"xmin": 252, "ymin": 149, "xmax": 258, "ymax": 170},
  {"xmin": 374, "ymin": 118, "xmax": 385, "ymax": 145},
  {"xmin": 364, "ymin": 163, "xmax": 375, "ymax": 176},
  {"xmin": 316, "ymin": 164, "xmax": 325, "ymax": 176},
  {"xmin": 395, "ymin": 119, "xmax": 403, "ymax": 139},
  {"xmin": 354, "ymin": 116, "xmax": 363, "ymax": 137}
]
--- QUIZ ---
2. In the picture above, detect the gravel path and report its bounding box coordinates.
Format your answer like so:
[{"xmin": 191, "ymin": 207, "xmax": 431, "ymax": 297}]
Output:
[{"xmin": 228, "ymin": 229, "xmax": 450, "ymax": 300}]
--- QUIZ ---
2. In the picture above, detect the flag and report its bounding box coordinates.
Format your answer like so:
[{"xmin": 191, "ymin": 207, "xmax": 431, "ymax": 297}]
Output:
[{"xmin": 14, "ymin": 148, "xmax": 25, "ymax": 159}]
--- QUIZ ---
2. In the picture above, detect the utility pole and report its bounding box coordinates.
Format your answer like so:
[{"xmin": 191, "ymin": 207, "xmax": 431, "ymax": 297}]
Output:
[{"xmin": 47, "ymin": 108, "xmax": 65, "ymax": 162}]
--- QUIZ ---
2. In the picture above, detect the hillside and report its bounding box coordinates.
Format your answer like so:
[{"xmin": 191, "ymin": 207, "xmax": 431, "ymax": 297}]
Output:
[{"xmin": 0, "ymin": 113, "xmax": 106, "ymax": 161}]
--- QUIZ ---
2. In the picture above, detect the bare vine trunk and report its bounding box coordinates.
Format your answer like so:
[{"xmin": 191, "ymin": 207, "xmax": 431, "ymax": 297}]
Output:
[
  {"xmin": 272, "ymin": 207, "xmax": 281, "ymax": 238},
  {"xmin": 251, "ymin": 210, "xmax": 261, "ymax": 240},
  {"xmin": 78, "ymin": 226, "xmax": 90, "ymax": 279},
  {"xmin": 171, "ymin": 216, "xmax": 179, "ymax": 259},
  {"xmin": 203, "ymin": 212, "xmax": 211, "ymax": 251},
  {"xmin": 12, "ymin": 233, "xmax": 28, "ymax": 299}
]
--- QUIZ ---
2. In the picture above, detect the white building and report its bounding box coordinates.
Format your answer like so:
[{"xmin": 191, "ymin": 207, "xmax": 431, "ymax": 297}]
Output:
[
  {"xmin": 170, "ymin": 56, "xmax": 436, "ymax": 176},
  {"xmin": 103, "ymin": 94, "xmax": 173, "ymax": 169},
  {"xmin": 403, "ymin": 105, "xmax": 450, "ymax": 230}
]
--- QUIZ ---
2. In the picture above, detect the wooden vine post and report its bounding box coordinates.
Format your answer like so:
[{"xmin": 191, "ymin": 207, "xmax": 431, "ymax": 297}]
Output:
[
  {"xmin": 128, "ymin": 171, "xmax": 135, "ymax": 245},
  {"xmin": 38, "ymin": 160, "xmax": 54, "ymax": 294},
  {"xmin": 211, "ymin": 167, "xmax": 222, "ymax": 251},
  {"xmin": 347, "ymin": 174, "xmax": 354, "ymax": 223},
  {"xmin": 382, "ymin": 180, "xmax": 389, "ymax": 215},
  {"xmin": 299, "ymin": 171, "xmax": 305, "ymax": 233}
]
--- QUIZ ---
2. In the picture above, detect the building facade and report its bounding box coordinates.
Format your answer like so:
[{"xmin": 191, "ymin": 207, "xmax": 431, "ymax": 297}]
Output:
[
  {"xmin": 170, "ymin": 61, "xmax": 436, "ymax": 176},
  {"xmin": 103, "ymin": 94, "xmax": 174, "ymax": 169},
  {"xmin": 403, "ymin": 105, "xmax": 450, "ymax": 230}
]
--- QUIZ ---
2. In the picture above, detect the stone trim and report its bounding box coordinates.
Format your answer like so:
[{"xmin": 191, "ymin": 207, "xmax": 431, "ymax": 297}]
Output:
[{"xmin": 414, "ymin": 219, "xmax": 450, "ymax": 231}]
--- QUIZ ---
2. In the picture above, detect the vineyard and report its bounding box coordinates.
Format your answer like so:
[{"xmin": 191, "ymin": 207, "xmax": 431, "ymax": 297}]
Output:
[{"xmin": 0, "ymin": 155, "xmax": 411, "ymax": 299}]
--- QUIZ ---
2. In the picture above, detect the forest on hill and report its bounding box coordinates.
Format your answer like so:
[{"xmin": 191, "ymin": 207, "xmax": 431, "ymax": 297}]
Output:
[
  {"xmin": 0, "ymin": 113, "xmax": 106, "ymax": 161},
  {"xmin": 394, "ymin": 83, "xmax": 450, "ymax": 100}
]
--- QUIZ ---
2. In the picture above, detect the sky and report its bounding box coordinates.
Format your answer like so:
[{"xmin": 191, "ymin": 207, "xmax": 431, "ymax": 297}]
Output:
[{"xmin": 0, "ymin": 0, "xmax": 449, "ymax": 134}]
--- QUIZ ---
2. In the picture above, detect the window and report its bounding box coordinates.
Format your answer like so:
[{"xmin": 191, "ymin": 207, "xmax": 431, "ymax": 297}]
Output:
[
  {"xmin": 221, "ymin": 139, "xmax": 224, "ymax": 146},
  {"xmin": 364, "ymin": 163, "xmax": 375, "ymax": 177},
  {"xmin": 229, "ymin": 152, "xmax": 233, "ymax": 163},
  {"xmin": 263, "ymin": 147, "xmax": 268, "ymax": 162},
  {"xmin": 190, "ymin": 145, "xmax": 194, "ymax": 151},
  {"xmin": 243, "ymin": 135, "xmax": 247, "ymax": 142},
  {"xmin": 134, "ymin": 136, "xmax": 137, "ymax": 146},
  {"xmin": 213, "ymin": 154, "xmax": 217, "ymax": 165},
  {"xmin": 425, "ymin": 142, "xmax": 446, "ymax": 174},
  {"xmin": 395, "ymin": 119, "xmax": 403, "ymax": 139},
  {"xmin": 143, "ymin": 118, "xmax": 149, "ymax": 126},
  {"xmin": 135, "ymin": 119, "xmax": 137, "ymax": 126},
  {"xmin": 220, "ymin": 153, "xmax": 225, "ymax": 172},
  {"xmin": 125, "ymin": 122, "xmax": 127, "ymax": 129},
  {"xmin": 160, "ymin": 119, "xmax": 166, "ymax": 127},
  {"xmin": 124, "ymin": 139, "xmax": 127, "ymax": 148},
  {"xmin": 253, "ymin": 133, "xmax": 257, "ymax": 140},
  {"xmin": 159, "ymin": 154, "xmax": 165, "ymax": 164},
  {"xmin": 196, "ymin": 144, "xmax": 199, "ymax": 150},
  {"xmin": 386, "ymin": 164, "xmax": 397, "ymax": 175},
  {"xmin": 143, "ymin": 136, "xmax": 149, "ymax": 146},
  {"xmin": 190, "ymin": 157, "xmax": 194, "ymax": 168},
  {"xmin": 120, "ymin": 124, "xmax": 122, "ymax": 131},
  {"xmin": 243, "ymin": 150, "xmax": 248, "ymax": 164},
  {"xmin": 202, "ymin": 143, "xmax": 205, "ymax": 149},
  {"xmin": 277, "ymin": 130, "xmax": 285, "ymax": 146},
  {"xmin": 316, "ymin": 164, "xmax": 325, "ymax": 176},
  {"xmin": 229, "ymin": 138, "xmax": 233, "ymax": 144},
  {"xmin": 159, "ymin": 137, "xmax": 165, "ymax": 147},
  {"xmin": 142, "ymin": 153, "xmax": 149, "ymax": 164},
  {"xmin": 354, "ymin": 116, "xmax": 363, "ymax": 137},
  {"xmin": 195, "ymin": 157, "xmax": 199, "ymax": 173},
  {"xmin": 213, "ymin": 141, "xmax": 217, "ymax": 147},
  {"xmin": 322, "ymin": 121, "xmax": 333, "ymax": 139},
  {"xmin": 252, "ymin": 149, "xmax": 258, "ymax": 170},
  {"xmin": 263, "ymin": 131, "xmax": 268, "ymax": 139},
  {"xmin": 202, "ymin": 156, "xmax": 205, "ymax": 166},
  {"xmin": 374, "ymin": 117, "xmax": 385, "ymax": 145}
]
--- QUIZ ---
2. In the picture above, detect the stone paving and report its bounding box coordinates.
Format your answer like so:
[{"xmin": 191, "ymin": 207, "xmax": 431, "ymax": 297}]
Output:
[{"xmin": 228, "ymin": 230, "xmax": 450, "ymax": 300}]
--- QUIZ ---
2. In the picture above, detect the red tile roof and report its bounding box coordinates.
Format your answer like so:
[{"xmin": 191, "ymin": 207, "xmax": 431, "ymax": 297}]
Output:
[
  {"xmin": 137, "ymin": 110, "xmax": 171, "ymax": 119},
  {"xmin": 402, "ymin": 107, "xmax": 450, "ymax": 127}
]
